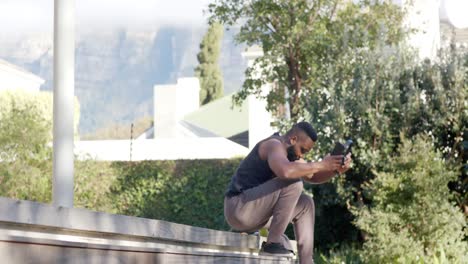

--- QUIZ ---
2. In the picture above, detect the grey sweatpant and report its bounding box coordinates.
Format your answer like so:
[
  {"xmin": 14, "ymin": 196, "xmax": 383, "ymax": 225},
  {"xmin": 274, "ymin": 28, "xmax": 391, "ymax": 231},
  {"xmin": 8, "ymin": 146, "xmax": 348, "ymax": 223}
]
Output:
[{"xmin": 224, "ymin": 177, "xmax": 315, "ymax": 264}]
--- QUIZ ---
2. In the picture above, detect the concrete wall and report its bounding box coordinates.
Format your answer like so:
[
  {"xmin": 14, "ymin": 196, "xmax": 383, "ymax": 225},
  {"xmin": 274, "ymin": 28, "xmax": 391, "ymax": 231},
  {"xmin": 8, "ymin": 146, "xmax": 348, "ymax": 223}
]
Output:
[
  {"xmin": 153, "ymin": 77, "xmax": 200, "ymax": 138},
  {"xmin": 0, "ymin": 197, "xmax": 295, "ymax": 264},
  {"xmin": 74, "ymin": 138, "xmax": 249, "ymax": 161}
]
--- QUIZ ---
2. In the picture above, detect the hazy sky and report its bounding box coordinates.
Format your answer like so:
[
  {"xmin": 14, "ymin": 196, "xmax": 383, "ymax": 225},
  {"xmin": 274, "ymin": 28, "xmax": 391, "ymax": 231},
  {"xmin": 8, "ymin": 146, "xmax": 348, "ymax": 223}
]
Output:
[
  {"xmin": 0, "ymin": 0, "xmax": 212, "ymax": 33},
  {"xmin": 1, "ymin": 0, "xmax": 467, "ymax": 34}
]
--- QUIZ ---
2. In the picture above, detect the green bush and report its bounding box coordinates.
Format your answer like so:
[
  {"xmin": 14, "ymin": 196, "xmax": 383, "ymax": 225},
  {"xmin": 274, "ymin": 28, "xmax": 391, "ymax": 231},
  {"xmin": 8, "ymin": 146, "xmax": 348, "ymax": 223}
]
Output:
[
  {"xmin": 300, "ymin": 47, "xmax": 468, "ymax": 252},
  {"xmin": 0, "ymin": 91, "xmax": 54, "ymax": 201},
  {"xmin": 0, "ymin": 90, "xmax": 80, "ymax": 139},
  {"xmin": 314, "ymin": 245, "xmax": 362, "ymax": 264},
  {"xmin": 110, "ymin": 159, "xmax": 241, "ymax": 230},
  {"xmin": 0, "ymin": 90, "xmax": 91, "ymax": 205},
  {"xmin": 354, "ymin": 136, "xmax": 467, "ymax": 263},
  {"xmin": 0, "ymin": 91, "xmax": 54, "ymax": 161}
]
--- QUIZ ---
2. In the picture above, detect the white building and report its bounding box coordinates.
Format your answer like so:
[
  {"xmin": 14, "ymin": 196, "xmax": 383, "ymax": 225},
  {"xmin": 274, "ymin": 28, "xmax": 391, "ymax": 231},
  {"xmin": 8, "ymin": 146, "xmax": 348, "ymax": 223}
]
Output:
[
  {"xmin": 74, "ymin": 76, "xmax": 252, "ymax": 161},
  {"xmin": 0, "ymin": 58, "xmax": 44, "ymax": 92},
  {"xmin": 399, "ymin": 0, "xmax": 468, "ymax": 59},
  {"xmin": 148, "ymin": 46, "xmax": 274, "ymax": 149},
  {"xmin": 75, "ymin": 47, "xmax": 275, "ymax": 161}
]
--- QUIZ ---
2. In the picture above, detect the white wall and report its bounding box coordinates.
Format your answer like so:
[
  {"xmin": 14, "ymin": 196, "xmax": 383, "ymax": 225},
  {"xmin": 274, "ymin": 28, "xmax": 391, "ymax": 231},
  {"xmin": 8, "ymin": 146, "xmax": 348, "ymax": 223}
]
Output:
[
  {"xmin": 440, "ymin": 0, "xmax": 468, "ymax": 29},
  {"xmin": 247, "ymin": 88, "xmax": 275, "ymax": 150},
  {"xmin": 175, "ymin": 78, "xmax": 200, "ymax": 119},
  {"xmin": 153, "ymin": 78, "xmax": 200, "ymax": 138},
  {"xmin": 242, "ymin": 47, "xmax": 275, "ymax": 149},
  {"xmin": 395, "ymin": 0, "xmax": 441, "ymax": 60},
  {"xmin": 74, "ymin": 138, "xmax": 248, "ymax": 161},
  {"xmin": 396, "ymin": 0, "xmax": 468, "ymax": 59},
  {"xmin": 153, "ymin": 84, "xmax": 178, "ymax": 137}
]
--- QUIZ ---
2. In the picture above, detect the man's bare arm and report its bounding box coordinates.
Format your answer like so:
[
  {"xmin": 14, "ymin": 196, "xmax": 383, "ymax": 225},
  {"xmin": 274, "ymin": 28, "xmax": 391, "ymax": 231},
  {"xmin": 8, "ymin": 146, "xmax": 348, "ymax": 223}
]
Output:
[
  {"xmin": 302, "ymin": 154, "xmax": 352, "ymax": 184},
  {"xmin": 303, "ymin": 171, "xmax": 336, "ymax": 184},
  {"xmin": 266, "ymin": 140, "xmax": 343, "ymax": 179}
]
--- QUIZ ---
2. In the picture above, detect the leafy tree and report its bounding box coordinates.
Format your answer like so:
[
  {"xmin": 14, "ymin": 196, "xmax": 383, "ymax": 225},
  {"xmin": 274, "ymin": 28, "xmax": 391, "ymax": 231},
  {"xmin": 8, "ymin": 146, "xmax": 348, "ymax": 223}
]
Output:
[
  {"xmin": 209, "ymin": 0, "xmax": 468, "ymax": 254},
  {"xmin": 195, "ymin": 22, "xmax": 224, "ymax": 105},
  {"xmin": 0, "ymin": 92, "xmax": 53, "ymax": 162},
  {"xmin": 209, "ymin": 0, "xmax": 410, "ymax": 250},
  {"xmin": 0, "ymin": 101, "xmax": 52, "ymax": 202},
  {"xmin": 354, "ymin": 136, "xmax": 467, "ymax": 263},
  {"xmin": 208, "ymin": 0, "xmax": 406, "ymax": 120},
  {"xmin": 0, "ymin": 90, "xmax": 114, "ymax": 209}
]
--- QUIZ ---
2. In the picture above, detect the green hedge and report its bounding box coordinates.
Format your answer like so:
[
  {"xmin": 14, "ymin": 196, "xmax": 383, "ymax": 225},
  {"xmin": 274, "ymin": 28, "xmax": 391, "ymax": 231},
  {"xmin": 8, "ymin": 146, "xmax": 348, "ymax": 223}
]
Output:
[
  {"xmin": 74, "ymin": 161, "xmax": 117, "ymax": 212},
  {"xmin": 109, "ymin": 159, "xmax": 241, "ymax": 230},
  {"xmin": 1, "ymin": 157, "xmax": 240, "ymax": 232}
]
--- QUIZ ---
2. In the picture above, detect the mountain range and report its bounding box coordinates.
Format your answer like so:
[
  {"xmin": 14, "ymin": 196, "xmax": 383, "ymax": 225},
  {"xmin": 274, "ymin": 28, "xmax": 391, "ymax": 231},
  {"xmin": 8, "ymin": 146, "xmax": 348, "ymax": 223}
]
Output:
[{"xmin": 0, "ymin": 26, "xmax": 247, "ymax": 134}]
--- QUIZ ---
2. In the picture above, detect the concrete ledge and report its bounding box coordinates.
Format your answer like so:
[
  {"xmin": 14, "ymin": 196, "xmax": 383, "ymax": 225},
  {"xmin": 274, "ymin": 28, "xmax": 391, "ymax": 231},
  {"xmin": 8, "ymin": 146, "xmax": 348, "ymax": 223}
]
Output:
[
  {"xmin": 0, "ymin": 197, "xmax": 298, "ymax": 263},
  {"xmin": 0, "ymin": 197, "xmax": 258, "ymax": 251},
  {"xmin": 0, "ymin": 241, "xmax": 294, "ymax": 264}
]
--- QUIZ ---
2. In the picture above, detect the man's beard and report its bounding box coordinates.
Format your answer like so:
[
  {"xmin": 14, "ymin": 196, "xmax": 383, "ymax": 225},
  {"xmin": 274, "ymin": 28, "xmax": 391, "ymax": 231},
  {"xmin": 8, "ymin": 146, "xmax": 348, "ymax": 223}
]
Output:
[{"xmin": 287, "ymin": 146, "xmax": 299, "ymax": 161}]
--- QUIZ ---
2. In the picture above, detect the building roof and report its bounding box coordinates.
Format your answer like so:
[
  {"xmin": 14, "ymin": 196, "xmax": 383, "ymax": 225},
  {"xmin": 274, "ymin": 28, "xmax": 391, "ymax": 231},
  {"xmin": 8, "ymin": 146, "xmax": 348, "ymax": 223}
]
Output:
[
  {"xmin": 0, "ymin": 58, "xmax": 44, "ymax": 84},
  {"xmin": 183, "ymin": 93, "xmax": 249, "ymax": 138}
]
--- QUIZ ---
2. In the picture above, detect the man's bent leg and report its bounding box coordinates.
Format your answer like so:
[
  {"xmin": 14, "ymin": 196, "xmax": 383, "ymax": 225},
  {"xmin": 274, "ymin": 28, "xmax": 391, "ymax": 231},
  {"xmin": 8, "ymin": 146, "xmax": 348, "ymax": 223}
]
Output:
[
  {"xmin": 292, "ymin": 193, "xmax": 315, "ymax": 264},
  {"xmin": 224, "ymin": 178, "xmax": 303, "ymax": 238},
  {"xmin": 266, "ymin": 180, "xmax": 303, "ymax": 244}
]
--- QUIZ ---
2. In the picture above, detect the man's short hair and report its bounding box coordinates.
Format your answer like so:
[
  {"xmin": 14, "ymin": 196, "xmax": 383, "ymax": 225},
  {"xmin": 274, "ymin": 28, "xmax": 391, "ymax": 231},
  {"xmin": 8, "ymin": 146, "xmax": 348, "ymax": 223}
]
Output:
[{"xmin": 294, "ymin": 121, "xmax": 318, "ymax": 142}]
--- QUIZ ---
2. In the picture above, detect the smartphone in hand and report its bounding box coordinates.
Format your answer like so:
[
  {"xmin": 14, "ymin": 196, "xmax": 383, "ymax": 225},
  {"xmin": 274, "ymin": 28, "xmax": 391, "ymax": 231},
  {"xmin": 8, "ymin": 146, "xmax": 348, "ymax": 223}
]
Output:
[
  {"xmin": 331, "ymin": 140, "xmax": 353, "ymax": 165},
  {"xmin": 331, "ymin": 142, "xmax": 346, "ymax": 156}
]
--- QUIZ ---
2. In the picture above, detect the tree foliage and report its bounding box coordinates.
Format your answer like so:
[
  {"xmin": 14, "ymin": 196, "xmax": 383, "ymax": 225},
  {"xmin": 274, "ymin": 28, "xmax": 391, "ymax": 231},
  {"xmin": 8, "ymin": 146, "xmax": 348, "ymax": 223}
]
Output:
[
  {"xmin": 295, "ymin": 44, "xmax": 466, "ymax": 257},
  {"xmin": 0, "ymin": 91, "xmax": 54, "ymax": 201},
  {"xmin": 0, "ymin": 107, "xmax": 52, "ymax": 201},
  {"xmin": 209, "ymin": 0, "xmax": 406, "ymax": 120},
  {"xmin": 209, "ymin": 0, "xmax": 467, "ymax": 257},
  {"xmin": 307, "ymin": 45, "xmax": 467, "ymax": 210},
  {"xmin": 0, "ymin": 90, "xmax": 113, "ymax": 209},
  {"xmin": 0, "ymin": 91, "xmax": 53, "ymax": 162},
  {"xmin": 195, "ymin": 22, "xmax": 224, "ymax": 105}
]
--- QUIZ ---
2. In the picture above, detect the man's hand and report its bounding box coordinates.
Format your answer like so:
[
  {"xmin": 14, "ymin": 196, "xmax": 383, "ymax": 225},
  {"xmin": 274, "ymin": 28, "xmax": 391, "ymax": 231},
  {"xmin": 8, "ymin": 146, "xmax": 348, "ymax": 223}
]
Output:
[
  {"xmin": 320, "ymin": 155, "xmax": 344, "ymax": 171},
  {"xmin": 299, "ymin": 154, "xmax": 352, "ymax": 184},
  {"xmin": 295, "ymin": 158, "xmax": 307, "ymax": 164},
  {"xmin": 336, "ymin": 153, "xmax": 352, "ymax": 174}
]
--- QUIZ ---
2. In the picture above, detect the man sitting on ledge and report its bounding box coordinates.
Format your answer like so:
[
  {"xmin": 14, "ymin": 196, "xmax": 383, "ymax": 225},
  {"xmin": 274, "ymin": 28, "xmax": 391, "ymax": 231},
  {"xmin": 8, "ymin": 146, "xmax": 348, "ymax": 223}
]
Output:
[{"xmin": 224, "ymin": 121, "xmax": 352, "ymax": 264}]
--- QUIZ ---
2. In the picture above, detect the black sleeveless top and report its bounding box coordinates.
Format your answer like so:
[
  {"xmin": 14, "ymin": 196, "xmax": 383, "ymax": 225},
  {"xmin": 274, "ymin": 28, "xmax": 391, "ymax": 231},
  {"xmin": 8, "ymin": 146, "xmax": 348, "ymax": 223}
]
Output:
[{"xmin": 225, "ymin": 133, "xmax": 283, "ymax": 197}]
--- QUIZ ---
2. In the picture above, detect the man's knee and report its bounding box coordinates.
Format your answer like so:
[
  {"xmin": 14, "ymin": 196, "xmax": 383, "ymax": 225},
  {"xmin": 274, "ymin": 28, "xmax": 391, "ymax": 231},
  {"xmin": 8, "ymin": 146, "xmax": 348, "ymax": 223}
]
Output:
[
  {"xmin": 305, "ymin": 195, "xmax": 315, "ymax": 213},
  {"xmin": 298, "ymin": 194, "xmax": 315, "ymax": 216},
  {"xmin": 282, "ymin": 179, "xmax": 303, "ymax": 194}
]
